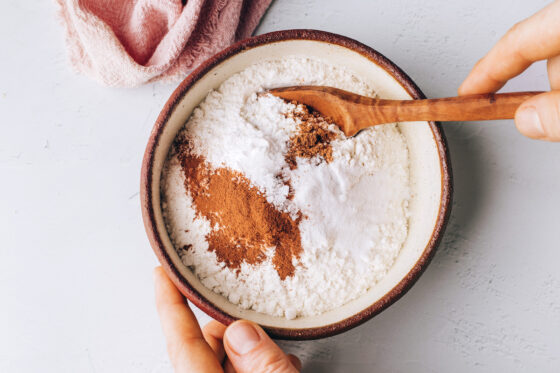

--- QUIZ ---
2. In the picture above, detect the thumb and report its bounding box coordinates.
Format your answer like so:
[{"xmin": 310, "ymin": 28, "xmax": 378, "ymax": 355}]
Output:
[
  {"xmin": 223, "ymin": 320, "xmax": 300, "ymax": 373},
  {"xmin": 515, "ymin": 91, "xmax": 560, "ymax": 141}
]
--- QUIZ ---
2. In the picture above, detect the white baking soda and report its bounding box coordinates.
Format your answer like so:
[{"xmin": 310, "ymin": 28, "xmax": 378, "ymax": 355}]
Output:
[{"xmin": 162, "ymin": 57, "xmax": 410, "ymax": 319}]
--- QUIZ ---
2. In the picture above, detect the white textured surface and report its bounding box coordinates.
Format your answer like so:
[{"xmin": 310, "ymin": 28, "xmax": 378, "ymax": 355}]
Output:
[{"xmin": 1, "ymin": 0, "xmax": 558, "ymax": 372}]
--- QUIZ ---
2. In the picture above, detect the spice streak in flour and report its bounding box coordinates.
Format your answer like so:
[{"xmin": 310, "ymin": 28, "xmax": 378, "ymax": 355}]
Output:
[{"xmin": 174, "ymin": 104, "xmax": 337, "ymax": 280}]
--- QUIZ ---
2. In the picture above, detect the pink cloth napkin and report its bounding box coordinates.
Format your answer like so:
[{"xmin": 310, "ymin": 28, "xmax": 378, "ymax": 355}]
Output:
[{"xmin": 56, "ymin": 0, "xmax": 272, "ymax": 87}]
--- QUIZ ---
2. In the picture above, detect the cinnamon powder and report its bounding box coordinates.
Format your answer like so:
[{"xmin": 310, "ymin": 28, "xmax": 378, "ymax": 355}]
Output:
[
  {"xmin": 176, "ymin": 139, "xmax": 303, "ymax": 280},
  {"xmin": 285, "ymin": 104, "xmax": 338, "ymax": 169},
  {"xmin": 175, "ymin": 103, "xmax": 337, "ymax": 280}
]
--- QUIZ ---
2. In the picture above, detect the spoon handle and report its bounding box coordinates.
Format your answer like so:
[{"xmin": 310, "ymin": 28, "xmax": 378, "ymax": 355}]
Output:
[{"xmin": 375, "ymin": 92, "xmax": 543, "ymax": 124}]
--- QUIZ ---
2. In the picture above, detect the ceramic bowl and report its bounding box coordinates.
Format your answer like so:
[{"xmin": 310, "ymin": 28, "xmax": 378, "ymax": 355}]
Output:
[{"xmin": 141, "ymin": 29, "xmax": 452, "ymax": 340}]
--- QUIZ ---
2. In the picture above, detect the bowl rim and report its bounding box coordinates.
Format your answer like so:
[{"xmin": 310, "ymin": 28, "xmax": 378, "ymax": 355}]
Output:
[{"xmin": 140, "ymin": 29, "xmax": 453, "ymax": 340}]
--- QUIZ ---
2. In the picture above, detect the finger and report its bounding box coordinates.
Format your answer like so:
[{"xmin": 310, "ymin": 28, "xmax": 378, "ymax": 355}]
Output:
[
  {"xmin": 515, "ymin": 91, "xmax": 560, "ymax": 141},
  {"xmin": 288, "ymin": 354, "xmax": 302, "ymax": 371},
  {"xmin": 223, "ymin": 350, "xmax": 301, "ymax": 372},
  {"xmin": 547, "ymin": 55, "xmax": 560, "ymax": 90},
  {"xmin": 224, "ymin": 352, "xmax": 300, "ymax": 372},
  {"xmin": 459, "ymin": 1, "xmax": 560, "ymax": 95},
  {"xmin": 154, "ymin": 267, "xmax": 223, "ymax": 373},
  {"xmin": 202, "ymin": 320, "xmax": 227, "ymax": 363},
  {"xmin": 223, "ymin": 358, "xmax": 236, "ymax": 373},
  {"xmin": 223, "ymin": 320, "xmax": 299, "ymax": 373}
]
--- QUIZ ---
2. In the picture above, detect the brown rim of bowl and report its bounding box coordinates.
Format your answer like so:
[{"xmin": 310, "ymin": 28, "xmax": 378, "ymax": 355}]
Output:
[{"xmin": 141, "ymin": 29, "xmax": 453, "ymax": 340}]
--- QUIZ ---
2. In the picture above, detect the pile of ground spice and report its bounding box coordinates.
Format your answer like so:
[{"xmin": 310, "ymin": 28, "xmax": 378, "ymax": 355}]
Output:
[
  {"xmin": 171, "ymin": 105, "xmax": 337, "ymax": 279},
  {"xmin": 175, "ymin": 138, "xmax": 303, "ymax": 280},
  {"xmin": 285, "ymin": 103, "xmax": 338, "ymax": 169},
  {"xmin": 173, "ymin": 103, "xmax": 338, "ymax": 280}
]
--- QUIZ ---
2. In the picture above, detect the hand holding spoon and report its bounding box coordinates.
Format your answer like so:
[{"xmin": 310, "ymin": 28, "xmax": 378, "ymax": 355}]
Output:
[{"xmin": 269, "ymin": 86, "xmax": 542, "ymax": 137}]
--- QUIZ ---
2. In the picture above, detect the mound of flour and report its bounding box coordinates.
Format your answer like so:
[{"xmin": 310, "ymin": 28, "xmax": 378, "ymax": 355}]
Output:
[{"xmin": 162, "ymin": 57, "xmax": 410, "ymax": 319}]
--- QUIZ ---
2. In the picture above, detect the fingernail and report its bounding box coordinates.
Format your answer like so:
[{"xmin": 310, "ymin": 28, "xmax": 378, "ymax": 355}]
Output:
[
  {"xmin": 226, "ymin": 321, "xmax": 261, "ymax": 355},
  {"xmin": 516, "ymin": 107, "xmax": 545, "ymax": 138}
]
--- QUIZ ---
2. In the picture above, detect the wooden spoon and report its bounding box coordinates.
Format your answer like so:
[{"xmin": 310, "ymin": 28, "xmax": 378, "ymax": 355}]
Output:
[{"xmin": 268, "ymin": 86, "xmax": 542, "ymax": 137}]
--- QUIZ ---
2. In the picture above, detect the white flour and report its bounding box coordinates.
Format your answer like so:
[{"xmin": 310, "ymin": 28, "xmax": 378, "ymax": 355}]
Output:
[{"xmin": 162, "ymin": 57, "xmax": 410, "ymax": 319}]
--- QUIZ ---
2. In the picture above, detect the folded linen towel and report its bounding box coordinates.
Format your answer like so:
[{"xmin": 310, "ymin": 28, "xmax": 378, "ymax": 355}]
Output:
[{"xmin": 56, "ymin": 0, "xmax": 272, "ymax": 86}]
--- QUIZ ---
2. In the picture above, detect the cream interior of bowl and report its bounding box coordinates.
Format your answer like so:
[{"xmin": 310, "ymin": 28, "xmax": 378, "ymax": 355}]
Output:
[{"xmin": 150, "ymin": 40, "xmax": 443, "ymax": 329}]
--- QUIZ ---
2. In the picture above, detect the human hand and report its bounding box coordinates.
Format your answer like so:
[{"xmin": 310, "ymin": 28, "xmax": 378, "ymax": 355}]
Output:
[
  {"xmin": 459, "ymin": 1, "xmax": 560, "ymax": 141},
  {"xmin": 154, "ymin": 267, "xmax": 301, "ymax": 373}
]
